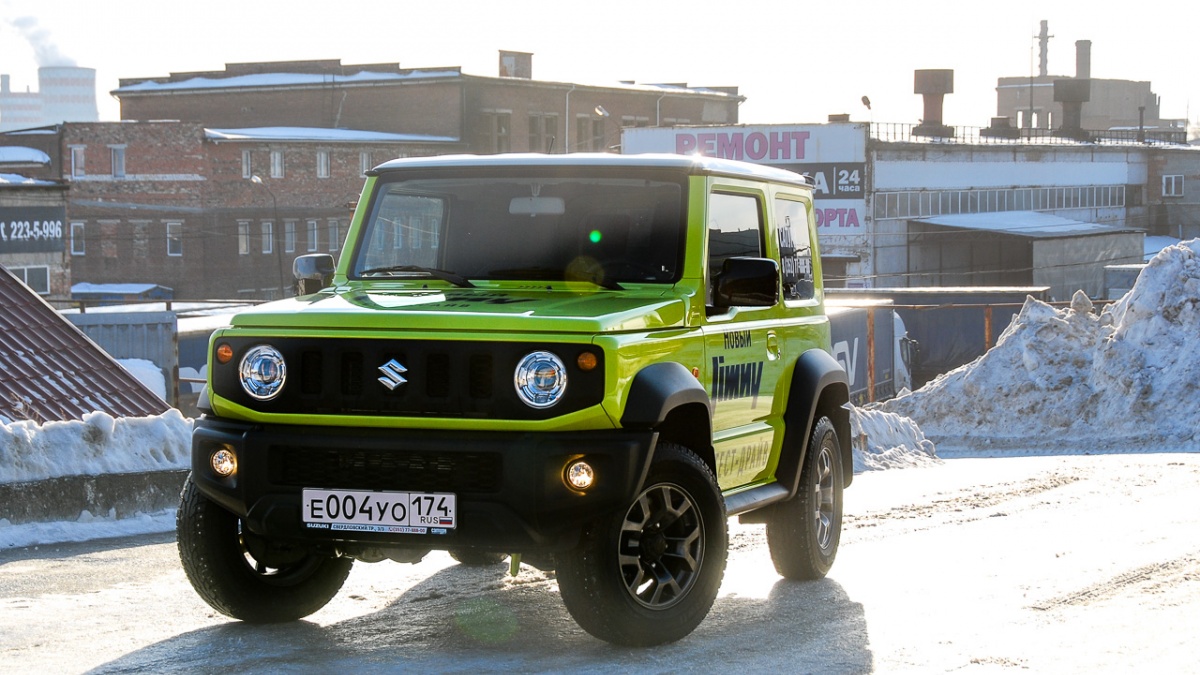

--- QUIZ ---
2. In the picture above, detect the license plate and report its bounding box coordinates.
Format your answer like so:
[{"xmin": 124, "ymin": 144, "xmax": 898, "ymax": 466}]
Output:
[{"xmin": 302, "ymin": 488, "xmax": 456, "ymax": 534}]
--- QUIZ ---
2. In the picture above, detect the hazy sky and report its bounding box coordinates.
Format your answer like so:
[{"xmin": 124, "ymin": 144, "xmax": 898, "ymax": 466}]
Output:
[{"xmin": 1, "ymin": 0, "xmax": 1195, "ymax": 130}]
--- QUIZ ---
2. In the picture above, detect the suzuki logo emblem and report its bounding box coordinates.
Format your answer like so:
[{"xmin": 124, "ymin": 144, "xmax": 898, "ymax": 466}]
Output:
[{"xmin": 377, "ymin": 359, "xmax": 408, "ymax": 390}]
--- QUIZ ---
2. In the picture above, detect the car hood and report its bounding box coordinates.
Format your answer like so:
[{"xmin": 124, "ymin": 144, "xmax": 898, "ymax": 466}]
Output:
[{"xmin": 225, "ymin": 285, "xmax": 690, "ymax": 334}]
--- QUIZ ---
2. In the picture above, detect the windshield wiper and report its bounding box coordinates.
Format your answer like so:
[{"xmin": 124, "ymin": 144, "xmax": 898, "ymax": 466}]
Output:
[{"xmin": 359, "ymin": 265, "xmax": 475, "ymax": 288}]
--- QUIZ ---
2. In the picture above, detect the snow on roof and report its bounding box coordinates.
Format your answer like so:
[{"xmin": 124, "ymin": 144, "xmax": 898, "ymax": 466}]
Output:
[
  {"xmin": 0, "ymin": 146, "xmax": 51, "ymax": 164},
  {"xmin": 205, "ymin": 126, "xmax": 459, "ymax": 144},
  {"xmin": 71, "ymin": 283, "xmax": 170, "ymax": 295},
  {"xmin": 1145, "ymin": 235, "xmax": 1182, "ymax": 261},
  {"xmin": 915, "ymin": 211, "xmax": 1133, "ymax": 238},
  {"xmin": 882, "ymin": 238, "xmax": 1200, "ymax": 451},
  {"xmin": 0, "ymin": 173, "xmax": 56, "ymax": 186},
  {"xmin": 114, "ymin": 68, "xmax": 462, "ymax": 94}
]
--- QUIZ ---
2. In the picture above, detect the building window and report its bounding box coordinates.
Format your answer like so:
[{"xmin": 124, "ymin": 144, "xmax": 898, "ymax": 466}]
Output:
[
  {"xmin": 262, "ymin": 221, "xmax": 274, "ymax": 254},
  {"xmin": 166, "ymin": 221, "xmax": 183, "ymax": 256},
  {"xmin": 316, "ymin": 150, "xmax": 330, "ymax": 178},
  {"xmin": 270, "ymin": 150, "xmax": 284, "ymax": 178},
  {"xmin": 360, "ymin": 151, "xmax": 372, "ymax": 176},
  {"xmin": 478, "ymin": 111, "xmax": 511, "ymax": 153},
  {"xmin": 392, "ymin": 219, "xmax": 404, "ymax": 249},
  {"xmin": 1163, "ymin": 175, "xmax": 1184, "ymax": 198},
  {"xmin": 70, "ymin": 146, "xmax": 85, "ymax": 177},
  {"xmin": 307, "ymin": 219, "xmax": 319, "ymax": 252},
  {"xmin": 110, "ymin": 146, "xmax": 126, "ymax": 178},
  {"xmin": 238, "ymin": 221, "xmax": 251, "ymax": 255},
  {"xmin": 328, "ymin": 219, "xmax": 340, "ymax": 251},
  {"xmin": 284, "ymin": 220, "xmax": 296, "ymax": 253},
  {"xmin": 12, "ymin": 266, "xmax": 50, "ymax": 295},
  {"xmin": 242, "ymin": 150, "xmax": 253, "ymax": 179},
  {"xmin": 528, "ymin": 113, "xmax": 559, "ymax": 153},
  {"xmin": 575, "ymin": 116, "xmax": 606, "ymax": 152},
  {"xmin": 70, "ymin": 221, "xmax": 85, "ymax": 255}
]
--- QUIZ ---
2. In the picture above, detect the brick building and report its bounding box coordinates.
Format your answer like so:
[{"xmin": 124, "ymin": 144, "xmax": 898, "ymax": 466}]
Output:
[
  {"xmin": 0, "ymin": 53, "xmax": 741, "ymax": 300},
  {"xmin": 111, "ymin": 53, "xmax": 742, "ymax": 154},
  {"xmin": 0, "ymin": 121, "xmax": 462, "ymax": 299}
]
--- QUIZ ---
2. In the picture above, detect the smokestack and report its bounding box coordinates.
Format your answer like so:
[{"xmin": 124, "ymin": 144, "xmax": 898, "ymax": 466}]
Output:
[
  {"xmin": 1, "ymin": 74, "xmax": 8, "ymax": 93},
  {"xmin": 912, "ymin": 69, "xmax": 954, "ymax": 138},
  {"xmin": 1037, "ymin": 21, "xmax": 1052, "ymax": 78},
  {"xmin": 1075, "ymin": 40, "xmax": 1091, "ymax": 80}
]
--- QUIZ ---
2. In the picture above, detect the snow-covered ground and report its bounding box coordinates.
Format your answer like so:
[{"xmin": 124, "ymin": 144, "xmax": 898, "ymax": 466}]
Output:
[{"xmin": 3, "ymin": 239, "xmax": 1196, "ymax": 549}]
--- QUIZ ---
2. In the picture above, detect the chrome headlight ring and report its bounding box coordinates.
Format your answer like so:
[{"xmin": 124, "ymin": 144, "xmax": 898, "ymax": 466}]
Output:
[
  {"xmin": 239, "ymin": 344, "xmax": 287, "ymax": 401},
  {"xmin": 514, "ymin": 350, "xmax": 567, "ymax": 409}
]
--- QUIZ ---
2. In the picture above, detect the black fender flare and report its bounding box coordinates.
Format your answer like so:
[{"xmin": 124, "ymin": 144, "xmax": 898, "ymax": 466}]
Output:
[
  {"xmin": 619, "ymin": 362, "xmax": 715, "ymax": 488},
  {"xmin": 778, "ymin": 349, "xmax": 852, "ymax": 495},
  {"xmin": 620, "ymin": 361, "xmax": 712, "ymax": 430}
]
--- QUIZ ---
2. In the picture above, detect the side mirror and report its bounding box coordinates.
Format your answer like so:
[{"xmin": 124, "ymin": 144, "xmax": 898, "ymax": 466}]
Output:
[
  {"xmin": 293, "ymin": 254, "xmax": 335, "ymax": 295},
  {"xmin": 713, "ymin": 257, "xmax": 779, "ymax": 309}
]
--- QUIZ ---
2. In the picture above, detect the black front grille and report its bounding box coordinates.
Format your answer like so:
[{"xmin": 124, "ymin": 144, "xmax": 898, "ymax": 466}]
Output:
[
  {"xmin": 272, "ymin": 445, "xmax": 503, "ymax": 493},
  {"xmin": 213, "ymin": 337, "xmax": 603, "ymax": 420}
]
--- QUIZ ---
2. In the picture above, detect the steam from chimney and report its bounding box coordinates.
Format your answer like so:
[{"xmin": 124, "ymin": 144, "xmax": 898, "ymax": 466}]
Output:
[{"xmin": 8, "ymin": 16, "xmax": 77, "ymax": 67}]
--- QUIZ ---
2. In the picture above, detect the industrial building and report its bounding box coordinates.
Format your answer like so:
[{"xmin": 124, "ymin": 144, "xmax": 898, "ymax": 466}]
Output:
[{"xmin": 0, "ymin": 67, "xmax": 99, "ymax": 131}]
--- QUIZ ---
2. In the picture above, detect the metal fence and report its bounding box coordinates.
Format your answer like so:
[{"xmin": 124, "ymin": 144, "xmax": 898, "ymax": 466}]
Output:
[{"xmin": 871, "ymin": 123, "xmax": 1189, "ymax": 146}]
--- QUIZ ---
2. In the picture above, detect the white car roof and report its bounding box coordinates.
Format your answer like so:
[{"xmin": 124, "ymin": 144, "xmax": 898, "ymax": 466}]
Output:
[{"xmin": 371, "ymin": 152, "xmax": 811, "ymax": 187}]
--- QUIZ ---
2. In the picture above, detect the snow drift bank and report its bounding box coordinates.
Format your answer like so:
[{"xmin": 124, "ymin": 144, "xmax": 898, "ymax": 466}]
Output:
[
  {"xmin": 849, "ymin": 406, "xmax": 939, "ymax": 471},
  {"xmin": 883, "ymin": 239, "xmax": 1200, "ymax": 450},
  {"xmin": 0, "ymin": 410, "xmax": 191, "ymax": 484}
]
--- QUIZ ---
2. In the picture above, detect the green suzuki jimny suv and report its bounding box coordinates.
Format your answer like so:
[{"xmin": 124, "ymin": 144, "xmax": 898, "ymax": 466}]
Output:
[{"xmin": 179, "ymin": 153, "xmax": 850, "ymax": 646}]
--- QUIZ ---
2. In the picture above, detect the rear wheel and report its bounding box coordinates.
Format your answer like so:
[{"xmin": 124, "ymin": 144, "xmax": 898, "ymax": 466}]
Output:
[
  {"xmin": 766, "ymin": 416, "xmax": 843, "ymax": 579},
  {"xmin": 176, "ymin": 477, "xmax": 353, "ymax": 622},
  {"xmin": 557, "ymin": 443, "xmax": 727, "ymax": 646}
]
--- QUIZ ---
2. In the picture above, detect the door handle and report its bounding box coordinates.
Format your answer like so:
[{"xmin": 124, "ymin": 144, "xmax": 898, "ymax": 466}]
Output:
[{"xmin": 766, "ymin": 331, "xmax": 781, "ymax": 360}]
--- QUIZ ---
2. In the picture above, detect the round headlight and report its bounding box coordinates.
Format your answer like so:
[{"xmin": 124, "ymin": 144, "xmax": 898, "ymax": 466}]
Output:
[
  {"xmin": 239, "ymin": 344, "xmax": 287, "ymax": 401},
  {"xmin": 514, "ymin": 350, "xmax": 567, "ymax": 409}
]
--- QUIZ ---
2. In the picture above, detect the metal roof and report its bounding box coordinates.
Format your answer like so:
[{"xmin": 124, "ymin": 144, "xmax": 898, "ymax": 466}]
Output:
[
  {"xmin": 0, "ymin": 266, "xmax": 169, "ymax": 424},
  {"xmin": 913, "ymin": 211, "xmax": 1137, "ymax": 239}
]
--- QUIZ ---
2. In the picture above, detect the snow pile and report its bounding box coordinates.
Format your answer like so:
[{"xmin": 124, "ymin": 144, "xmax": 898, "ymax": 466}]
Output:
[
  {"xmin": 118, "ymin": 358, "xmax": 168, "ymax": 401},
  {"xmin": 883, "ymin": 239, "xmax": 1200, "ymax": 450},
  {"xmin": 0, "ymin": 410, "xmax": 192, "ymax": 484},
  {"xmin": 848, "ymin": 405, "xmax": 940, "ymax": 471}
]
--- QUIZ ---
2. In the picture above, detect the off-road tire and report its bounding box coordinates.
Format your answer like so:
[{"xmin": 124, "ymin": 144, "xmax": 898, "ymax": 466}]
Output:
[
  {"xmin": 176, "ymin": 477, "xmax": 353, "ymax": 622},
  {"xmin": 765, "ymin": 416, "xmax": 843, "ymax": 579},
  {"xmin": 556, "ymin": 442, "xmax": 727, "ymax": 646}
]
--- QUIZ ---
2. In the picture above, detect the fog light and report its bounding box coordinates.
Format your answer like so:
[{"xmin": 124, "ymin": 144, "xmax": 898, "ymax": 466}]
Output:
[
  {"xmin": 211, "ymin": 448, "xmax": 237, "ymax": 477},
  {"xmin": 565, "ymin": 460, "xmax": 595, "ymax": 491}
]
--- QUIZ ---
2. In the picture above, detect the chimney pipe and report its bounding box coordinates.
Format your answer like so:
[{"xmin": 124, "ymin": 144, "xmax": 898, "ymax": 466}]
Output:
[
  {"xmin": 912, "ymin": 69, "xmax": 954, "ymax": 138},
  {"xmin": 1075, "ymin": 40, "xmax": 1091, "ymax": 80},
  {"xmin": 1037, "ymin": 21, "xmax": 1052, "ymax": 78}
]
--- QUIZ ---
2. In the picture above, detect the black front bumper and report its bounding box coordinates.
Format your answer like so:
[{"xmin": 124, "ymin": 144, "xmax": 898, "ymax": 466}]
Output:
[{"xmin": 190, "ymin": 416, "xmax": 657, "ymax": 553}]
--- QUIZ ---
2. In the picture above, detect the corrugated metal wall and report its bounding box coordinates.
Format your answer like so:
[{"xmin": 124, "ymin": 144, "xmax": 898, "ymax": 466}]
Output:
[{"xmin": 66, "ymin": 312, "xmax": 179, "ymax": 407}]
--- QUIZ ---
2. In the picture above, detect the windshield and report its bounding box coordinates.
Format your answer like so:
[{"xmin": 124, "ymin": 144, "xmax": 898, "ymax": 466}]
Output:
[{"xmin": 350, "ymin": 169, "xmax": 686, "ymax": 286}]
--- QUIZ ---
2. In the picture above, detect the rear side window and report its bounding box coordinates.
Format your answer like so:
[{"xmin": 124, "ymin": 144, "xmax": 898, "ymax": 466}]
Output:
[{"xmin": 774, "ymin": 197, "xmax": 815, "ymax": 300}]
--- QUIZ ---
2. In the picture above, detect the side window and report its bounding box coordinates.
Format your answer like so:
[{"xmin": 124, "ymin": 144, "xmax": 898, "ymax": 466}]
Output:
[
  {"xmin": 706, "ymin": 192, "xmax": 763, "ymax": 306},
  {"xmin": 774, "ymin": 197, "xmax": 815, "ymax": 300}
]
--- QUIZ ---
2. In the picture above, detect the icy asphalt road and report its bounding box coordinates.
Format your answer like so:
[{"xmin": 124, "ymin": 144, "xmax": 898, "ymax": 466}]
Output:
[{"xmin": 2, "ymin": 452, "xmax": 1199, "ymax": 674}]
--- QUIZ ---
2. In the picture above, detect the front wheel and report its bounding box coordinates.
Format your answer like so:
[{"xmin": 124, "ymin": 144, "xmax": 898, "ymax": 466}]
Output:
[
  {"xmin": 765, "ymin": 416, "xmax": 844, "ymax": 579},
  {"xmin": 556, "ymin": 443, "xmax": 727, "ymax": 646},
  {"xmin": 176, "ymin": 477, "xmax": 353, "ymax": 622}
]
